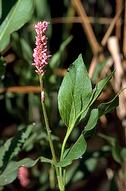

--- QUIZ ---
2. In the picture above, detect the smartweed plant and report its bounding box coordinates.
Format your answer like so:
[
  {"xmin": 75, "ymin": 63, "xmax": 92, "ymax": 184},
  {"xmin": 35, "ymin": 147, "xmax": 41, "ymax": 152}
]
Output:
[{"xmin": 0, "ymin": 21, "xmax": 118, "ymax": 191}]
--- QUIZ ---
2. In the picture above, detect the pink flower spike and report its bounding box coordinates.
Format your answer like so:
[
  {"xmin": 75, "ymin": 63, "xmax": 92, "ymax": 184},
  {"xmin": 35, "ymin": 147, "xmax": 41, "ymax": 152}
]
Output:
[{"xmin": 33, "ymin": 21, "xmax": 50, "ymax": 75}]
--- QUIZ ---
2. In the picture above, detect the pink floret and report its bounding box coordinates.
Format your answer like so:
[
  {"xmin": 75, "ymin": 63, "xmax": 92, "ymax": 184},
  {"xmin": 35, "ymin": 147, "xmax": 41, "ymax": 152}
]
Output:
[{"xmin": 33, "ymin": 21, "xmax": 50, "ymax": 75}]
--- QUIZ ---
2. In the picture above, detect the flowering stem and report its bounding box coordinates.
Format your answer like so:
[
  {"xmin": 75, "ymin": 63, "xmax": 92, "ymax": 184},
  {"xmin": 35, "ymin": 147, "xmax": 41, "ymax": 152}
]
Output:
[
  {"xmin": 39, "ymin": 75, "xmax": 65, "ymax": 191},
  {"xmin": 39, "ymin": 75, "xmax": 57, "ymax": 162},
  {"xmin": 33, "ymin": 21, "xmax": 65, "ymax": 191}
]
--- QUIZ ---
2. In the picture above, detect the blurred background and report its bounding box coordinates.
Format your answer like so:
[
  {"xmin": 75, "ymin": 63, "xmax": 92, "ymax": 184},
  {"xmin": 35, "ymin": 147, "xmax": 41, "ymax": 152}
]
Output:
[{"xmin": 0, "ymin": 0, "xmax": 126, "ymax": 191}]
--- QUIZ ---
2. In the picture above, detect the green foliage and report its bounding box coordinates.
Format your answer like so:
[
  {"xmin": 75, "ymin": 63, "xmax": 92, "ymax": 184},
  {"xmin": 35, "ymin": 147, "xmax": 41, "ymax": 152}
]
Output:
[
  {"xmin": 0, "ymin": 0, "xmax": 34, "ymax": 51},
  {"xmin": 49, "ymin": 36, "xmax": 73, "ymax": 69},
  {"xmin": 0, "ymin": 125, "xmax": 33, "ymax": 172},
  {"xmin": 57, "ymin": 134, "xmax": 86, "ymax": 167},
  {"xmin": 92, "ymin": 59, "xmax": 108, "ymax": 82},
  {"xmin": 0, "ymin": 52, "xmax": 119, "ymax": 189},
  {"xmin": 57, "ymin": 54, "xmax": 118, "ymax": 171},
  {"xmin": 58, "ymin": 54, "xmax": 92, "ymax": 128},
  {"xmin": 98, "ymin": 95, "xmax": 119, "ymax": 117},
  {"xmin": 121, "ymin": 148, "xmax": 126, "ymax": 161},
  {"xmin": 12, "ymin": 32, "xmax": 32, "ymax": 64},
  {"xmin": 0, "ymin": 158, "xmax": 39, "ymax": 186},
  {"xmin": 90, "ymin": 71, "xmax": 114, "ymax": 105},
  {"xmin": 99, "ymin": 134, "xmax": 122, "ymax": 164},
  {"xmin": 56, "ymin": 54, "xmax": 118, "ymax": 182},
  {"xmin": 0, "ymin": 124, "xmax": 54, "ymax": 186},
  {"xmin": 49, "ymin": 36, "xmax": 73, "ymax": 84},
  {"xmin": 58, "ymin": 55, "xmax": 115, "ymax": 130},
  {"xmin": 0, "ymin": 0, "xmax": 121, "ymax": 189},
  {"xmin": 84, "ymin": 109, "xmax": 99, "ymax": 133},
  {"xmin": 34, "ymin": 0, "xmax": 50, "ymax": 20}
]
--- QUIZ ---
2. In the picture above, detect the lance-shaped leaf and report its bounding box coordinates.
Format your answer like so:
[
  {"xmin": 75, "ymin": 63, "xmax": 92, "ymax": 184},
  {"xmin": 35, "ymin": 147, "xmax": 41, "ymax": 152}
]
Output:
[
  {"xmin": 84, "ymin": 109, "xmax": 99, "ymax": 133},
  {"xmin": 0, "ymin": 0, "xmax": 34, "ymax": 51},
  {"xmin": 58, "ymin": 54, "xmax": 92, "ymax": 128},
  {"xmin": 99, "ymin": 133, "xmax": 122, "ymax": 164},
  {"xmin": 121, "ymin": 148, "xmax": 126, "ymax": 161},
  {"xmin": 91, "ymin": 71, "xmax": 114, "ymax": 105},
  {"xmin": 0, "ymin": 156, "xmax": 53, "ymax": 186},
  {"xmin": 0, "ymin": 125, "xmax": 33, "ymax": 171},
  {"xmin": 98, "ymin": 95, "xmax": 119, "ymax": 117},
  {"xmin": 57, "ymin": 134, "xmax": 87, "ymax": 167},
  {"xmin": 50, "ymin": 36, "xmax": 72, "ymax": 69},
  {"xmin": 0, "ymin": 158, "xmax": 38, "ymax": 186}
]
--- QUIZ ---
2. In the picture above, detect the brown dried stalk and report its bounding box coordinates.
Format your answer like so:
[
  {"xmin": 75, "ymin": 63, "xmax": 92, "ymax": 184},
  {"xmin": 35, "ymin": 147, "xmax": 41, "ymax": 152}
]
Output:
[
  {"xmin": 0, "ymin": 86, "xmax": 41, "ymax": 94},
  {"xmin": 123, "ymin": 0, "xmax": 126, "ymax": 58},
  {"xmin": 51, "ymin": 16, "xmax": 115, "ymax": 25},
  {"xmin": 101, "ymin": 9, "xmax": 122, "ymax": 46},
  {"xmin": 72, "ymin": 0, "xmax": 102, "ymax": 55},
  {"xmin": 108, "ymin": 36, "xmax": 123, "ymax": 91},
  {"xmin": 115, "ymin": 0, "xmax": 122, "ymax": 39},
  {"xmin": 89, "ymin": 56, "xmax": 97, "ymax": 78},
  {"xmin": 107, "ymin": 36, "xmax": 126, "ymax": 122}
]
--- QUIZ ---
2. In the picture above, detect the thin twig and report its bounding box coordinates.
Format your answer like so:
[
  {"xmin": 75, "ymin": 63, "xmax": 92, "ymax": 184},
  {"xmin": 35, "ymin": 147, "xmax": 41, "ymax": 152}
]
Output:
[
  {"xmin": 54, "ymin": 68, "xmax": 67, "ymax": 76},
  {"xmin": 50, "ymin": 16, "xmax": 117, "ymax": 25},
  {"xmin": 0, "ymin": 70, "xmax": 68, "ymax": 94},
  {"xmin": 0, "ymin": 86, "xmax": 41, "ymax": 94},
  {"xmin": 101, "ymin": 8, "xmax": 122, "ymax": 46},
  {"xmin": 115, "ymin": 0, "xmax": 122, "ymax": 39},
  {"xmin": 123, "ymin": 0, "xmax": 126, "ymax": 144},
  {"xmin": 108, "ymin": 36, "xmax": 123, "ymax": 91},
  {"xmin": 72, "ymin": 0, "xmax": 102, "ymax": 55},
  {"xmin": 123, "ymin": 0, "xmax": 126, "ymax": 57},
  {"xmin": 89, "ymin": 56, "xmax": 97, "ymax": 78}
]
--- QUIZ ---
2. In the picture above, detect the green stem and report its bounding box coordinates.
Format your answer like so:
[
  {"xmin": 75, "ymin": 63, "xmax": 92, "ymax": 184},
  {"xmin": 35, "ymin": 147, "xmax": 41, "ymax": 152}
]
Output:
[
  {"xmin": 39, "ymin": 75, "xmax": 57, "ymax": 162},
  {"xmin": 60, "ymin": 127, "xmax": 73, "ymax": 160},
  {"xmin": 58, "ymin": 127, "xmax": 73, "ymax": 191},
  {"xmin": 59, "ymin": 124, "xmax": 74, "ymax": 191},
  {"xmin": 39, "ymin": 75, "xmax": 65, "ymax": 191}
]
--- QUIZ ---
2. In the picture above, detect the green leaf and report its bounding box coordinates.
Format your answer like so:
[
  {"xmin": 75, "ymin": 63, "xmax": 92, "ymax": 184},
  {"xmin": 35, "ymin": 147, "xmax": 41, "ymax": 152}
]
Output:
[
  {"xmin": 0, "ymin": 158, "xmax": 39, "ymax": 186},
  {"xmin": 0, "ymin": 139, "xmax": 11, "ymax": 169},
  {"xmin": 58, "ymin": 54, "xmax": 92, "ymax": 128},
  {"xmin": 0, "ymin": 0, "xmax": 34, "ymax": 51},
  {"xmin": 84, "ymin": 109, "xmax": 99, "ymax": 133},
  {"xmin": 0, "ymin": 125, "xmax": 33, "ymax": 171},
  {"xmin": 65, "ymin": 162, "xmax": 79, "ymax": 184},
  {"xmin": 91, "ymin": 71, "xmax": 114, "ymax": 105},
  {"xmin": 98, "ymin": 95, "xmax": 119, "ymax": 117},
  {"xmin": 57, "ymin": 134, "xmax": 87, "ymax": 167},
  {"xmin": 50, "ymin": 36, "xmax": 72, "ymax": 69},
  {"xmin": 49, "ymin": 36, "xmax": 72, "ymax": 84},
  {"xmin": 120, "ymin": 148, "xmax": 126, "ymax": 161},
  {"xmin": 99, "ymin": 133, "xmax": 122, "ymax": 164},
  {"xmin": 112, "ymin": 145, "xmax": 122, "ymax": 164},
  {"xmin": 20, "ymin": 37, "xmax": 32, "ymax": 63},
  {"xmin": 85, "ymin": 158, "xmax": 97, "ymax": 172},
  {"xmin": 12, "ymin": 32, "xmax": 32, "ymax": 63},
  {"xmin": 34, "ymin": 0, "xmax": 50, "ymax": 20}
]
